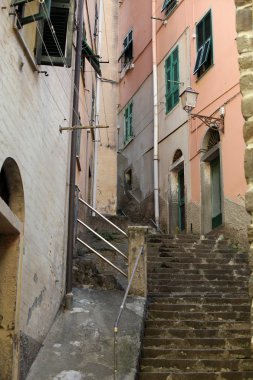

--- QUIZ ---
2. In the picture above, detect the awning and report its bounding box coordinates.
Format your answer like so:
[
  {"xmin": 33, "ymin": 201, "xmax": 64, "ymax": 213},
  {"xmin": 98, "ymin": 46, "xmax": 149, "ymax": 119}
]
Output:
[{"xmin": 82, "ymin": 39, "xmax": 101, "ymax": 76}]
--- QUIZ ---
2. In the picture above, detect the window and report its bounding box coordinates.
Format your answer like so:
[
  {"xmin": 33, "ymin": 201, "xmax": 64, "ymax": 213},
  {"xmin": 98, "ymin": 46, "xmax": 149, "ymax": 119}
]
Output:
[
  {"xmin": 118, "ymin": 31, "xmax": 133, "ymax": 70},
  {"xmin": 165, "ymin": 46, "xmax": 179, "ymax": 113},
  {"xmin": 12, "ymin": 0, "xmax": 75, "ymax": 67},
  {"xmin": 194, "ymin": 10, "xmax": 213, "ymax": 77},
  {"xmin": 161, "ymin": 0, "xmax": 178, "ymax": 17},
  {"xmin": 82, "ymin": 38, "xmax": 101, "ymax": 76},
  {"xmin": 124, "ymin": 103, "xmax": 133, "ymax": 144}
]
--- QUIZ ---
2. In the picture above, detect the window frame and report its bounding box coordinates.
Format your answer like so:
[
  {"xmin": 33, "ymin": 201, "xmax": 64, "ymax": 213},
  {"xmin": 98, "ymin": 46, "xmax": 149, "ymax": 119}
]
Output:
[
  {"xmin": 165, "ymin": 45, "xmax": 180, "ymax": 114},
  {"xmin": 118, "ymin": 30, "xmax": 133, "ymax": 70},
  {"xmin": 194, "ymin": 10, "xmax": 213, "ymax": 77},
  {"xmin": 123, "ymin": 102, "xmax": 133, "ymax": 145},
  {"xmin": 161, "ymin": 0, "xmax": 178, "ymax": 18}
]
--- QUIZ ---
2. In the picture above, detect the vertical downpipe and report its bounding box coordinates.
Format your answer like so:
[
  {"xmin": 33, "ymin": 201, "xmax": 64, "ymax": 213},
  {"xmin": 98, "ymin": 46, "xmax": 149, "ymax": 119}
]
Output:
[
  {"xmin": 92, "ymin": 0, "xmax": 103, "ymax": 214},
  {"xmin": 152, "ymin": 0, "xmax": 160, "ymax": 228},
  {"xmin": 65, "ymin": 0, "xmax": 84, "ymax": 310}
]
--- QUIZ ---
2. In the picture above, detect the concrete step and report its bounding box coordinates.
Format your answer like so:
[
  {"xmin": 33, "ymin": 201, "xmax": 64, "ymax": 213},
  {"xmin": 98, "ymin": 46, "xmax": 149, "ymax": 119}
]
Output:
[
  {"xmin": 141, "ymin": 348, "xmax": 252, "ymax": 360},
  {"xmin": 147, "ymin": 310, "xmax": 251, "ymax": 322},
  {"xmin": 148, "ymin": 296, "xmax": 251, "ymax": 305},
  {"xmin": 144, "ymin": 328, "xmax": 251, "ymax": 339},
  {"xmin": 145, "ymin": 320, "xmax": 251, "ymax": 330},
  {"xmin": 142, "ymin": 337, "xmax": 251, "ymax": 349},
  {"xmin": 140, "ymin": 358, "xmax": 253, "ymax": 372},
  {"xmin": 148, "ymin": 303, "xmax": 250, "ymax": 313},
  {"xmin": 137, "ymin": 371, "xmax": 253, "ymax": 380}
]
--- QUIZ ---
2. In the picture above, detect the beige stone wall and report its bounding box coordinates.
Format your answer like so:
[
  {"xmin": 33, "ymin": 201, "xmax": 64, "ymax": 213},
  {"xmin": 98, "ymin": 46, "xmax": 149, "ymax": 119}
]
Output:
[
  {"xmin": 235, "ymin": 0, "xmax": 253, "ymax": 302},
  {"xmin": 0, "ymin": 6, "xmax": 72, "ymax": 377}
]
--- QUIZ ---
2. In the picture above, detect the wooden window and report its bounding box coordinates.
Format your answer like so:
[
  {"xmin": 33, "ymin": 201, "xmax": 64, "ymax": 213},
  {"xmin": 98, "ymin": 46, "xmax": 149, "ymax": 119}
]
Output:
[
  {"xmin": 161, "ymin": 0, "xmax": 178, "ymax": 17},
  {"xmin": 11, "ymin": 0, "xmax": 51, "ymax": 26},
  {"xmin": 118, "ymin": 30, "xmax": 133, "ymax": 70},
  {"xmin": 194, "ymin": 10, "xmax": 213, "ymax": 77},
  {"xmin": 124, "ymin": 102, "xmax": 133, "ymax": 144},
  {"xmin": 165, "ymin": 46, "xmax": 179, "ymax": 114},
  {"xmin": 36, "ymin": 0, "xmax": 74, "ymax": 67}
]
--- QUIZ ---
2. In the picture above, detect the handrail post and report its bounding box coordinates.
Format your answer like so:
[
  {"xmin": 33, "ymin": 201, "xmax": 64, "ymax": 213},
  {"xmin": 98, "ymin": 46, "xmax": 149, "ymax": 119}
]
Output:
[{"xmin": 128, "ymin": 226, "xmax": 149, "ymax": 297}]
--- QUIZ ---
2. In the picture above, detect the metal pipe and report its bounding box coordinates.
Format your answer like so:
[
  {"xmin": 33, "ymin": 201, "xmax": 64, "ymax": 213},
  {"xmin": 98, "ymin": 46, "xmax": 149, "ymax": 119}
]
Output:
[
  {"xmin": 113, "ymin": 245, "xmax": 144, "ymax": 378},
  {"xmin": 77, "ymin": 219, "xmax": 128, "ymax": 260},
  {"xmin": 65, "ymin": 0, "xmax": 84, "ymax": 309},
  {"xmin": 77, "ymin": 237, "xmax": 127, "ymax": 277},
  {"xmin": 79, "ymin": 197, "xmax": 128, "ymax": 237},
  {"xmin": 152, "ymin": 0, "xmax": 160, "ymax": 228},
  {"xmin": 92, "ymin": 0, "xmax": 103, "ymax": 214}
]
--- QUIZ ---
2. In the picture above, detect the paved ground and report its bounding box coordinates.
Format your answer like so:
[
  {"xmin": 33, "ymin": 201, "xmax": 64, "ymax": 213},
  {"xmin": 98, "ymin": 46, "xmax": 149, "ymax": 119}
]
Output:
[{"xmin": 26, "ymin": 287, "xmax": 145, "ymax": 380}]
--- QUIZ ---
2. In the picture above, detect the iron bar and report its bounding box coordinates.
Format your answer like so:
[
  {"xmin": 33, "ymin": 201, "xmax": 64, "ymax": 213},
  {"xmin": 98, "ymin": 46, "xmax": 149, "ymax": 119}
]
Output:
[
  {"xmin": 77, "ymin": 237, "xmax": 127, "ymax": 278},
  {"xmin": 78, "ymin": 198, "xmax": 128, "ymax": 237},
  {"xmin": 113, "ymin": 245, "xmax": 144, "ymax": 379},
  {"xmin": 77, "ymin": 219, "xmax": 127, "ymax": 260}
]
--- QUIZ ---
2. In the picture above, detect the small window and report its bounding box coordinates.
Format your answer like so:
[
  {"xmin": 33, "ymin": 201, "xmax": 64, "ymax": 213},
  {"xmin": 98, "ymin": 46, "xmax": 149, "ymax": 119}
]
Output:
[
  {"xmin": 118, "ymin": 30, "xmax": 133, "ymax": 70},
  {"xmin": 124, "ymin": 102, "xmax": 133, "ymax": 144},
  {"xmin": 165, "ymin": 46, "xmax": 179, "ymax": 114},
  {"xmin": 194, "ymin": 10, "xmax": 213, "ymax": 77},
  {"xmin": 161, "ymin": 0, "xmax": 178, "ymax": 17}
]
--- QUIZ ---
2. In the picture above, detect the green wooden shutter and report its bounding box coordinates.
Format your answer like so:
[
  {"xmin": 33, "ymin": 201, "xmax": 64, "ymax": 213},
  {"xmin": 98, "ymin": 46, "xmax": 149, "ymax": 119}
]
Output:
[
  {"xmin": 36, "ymin": 0, "xmax": 74, "ymax": 67},
  {"xmin": 11, "ymin": 0, "xmax": 51, "ymax": 26},
  {"xmin": 165, "ymin": 47, "xmax": 179, "ymax": 113},
  {"xmin": 129, "ymin": 103, "xmax": 133, "ymax": 138}
]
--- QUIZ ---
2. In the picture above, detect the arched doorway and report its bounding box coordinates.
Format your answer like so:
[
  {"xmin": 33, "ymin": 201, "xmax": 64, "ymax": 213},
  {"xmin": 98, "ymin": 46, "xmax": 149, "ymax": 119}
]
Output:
[
  {"xmin": 169, "ymin": 149, "xmax": 185, "ymax": 233},
  {"xmin": 0, "ymin": 157, "xmax": 24, "ymax": 379},
  {"xmin": 201, "ymin": 130, "xmax": 223, "ymax": 233}
]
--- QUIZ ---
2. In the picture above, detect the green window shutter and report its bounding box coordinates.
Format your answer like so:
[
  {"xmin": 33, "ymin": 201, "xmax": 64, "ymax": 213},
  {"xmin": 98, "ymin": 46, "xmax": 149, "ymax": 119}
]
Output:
[
  {"xmin": 82, "ymin": 39, "xmax": 101, "ymax": 76},
  {"xmin": 36, "ymin": 0, "xmax": 74, "ymax": 67},
  {"xmin": 194, "ymin": 10, "xmax": 213, "ymax": 76},
  {"xmin": 165, "ymin": 46, "xmax": 179, "ymax": 113},
  {"xmin": 11, "ymin": 0, "xmax": 51, "ymax": 26},
  {"xmin": 124, "ymin": 103, "xmax": 133, "ymax": 143}
]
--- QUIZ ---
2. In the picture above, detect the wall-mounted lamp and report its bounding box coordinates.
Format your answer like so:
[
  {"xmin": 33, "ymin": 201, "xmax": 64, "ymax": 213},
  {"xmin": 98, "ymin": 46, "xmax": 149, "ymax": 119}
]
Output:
[{"xmin": 180, "ymin": 87, "xmax": 224, "ymax": 132}]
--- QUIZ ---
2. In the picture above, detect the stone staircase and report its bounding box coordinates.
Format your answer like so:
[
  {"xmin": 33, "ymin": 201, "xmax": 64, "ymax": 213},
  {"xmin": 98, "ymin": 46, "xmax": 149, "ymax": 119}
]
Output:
[{"xmin": 137, "ymin": 234, "xmax": 253, "ymax": 380}]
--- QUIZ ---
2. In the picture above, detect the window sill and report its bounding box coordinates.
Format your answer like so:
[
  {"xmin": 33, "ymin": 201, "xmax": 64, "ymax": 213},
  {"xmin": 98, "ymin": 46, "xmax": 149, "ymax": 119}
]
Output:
[
  {"xmin": 165, "ymin": 101, "xmax": 180, "ymax": 116},
  {"xmin": 119, "ymin": 60, "xmax": 134, "ymax": 80},
  {"xmin": 195, "ymin": 63, "xmax": 214, "ymax": 82},
  {"xmin": 122, "ymin": 136, "xmax": 134, "ymax": 150}
]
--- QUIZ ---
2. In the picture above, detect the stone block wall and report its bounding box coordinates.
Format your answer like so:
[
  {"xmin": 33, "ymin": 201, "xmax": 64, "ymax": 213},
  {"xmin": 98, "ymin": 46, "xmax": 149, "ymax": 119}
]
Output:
[{"xmin": 235, "ymin": 0, "xmax": 253, "ymax": 300}]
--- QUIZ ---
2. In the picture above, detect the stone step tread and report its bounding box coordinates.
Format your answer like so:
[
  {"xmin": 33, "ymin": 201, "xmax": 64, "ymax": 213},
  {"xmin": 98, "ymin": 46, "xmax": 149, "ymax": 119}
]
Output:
[
  {"xmin": 148, "ymin": 304, "xmax": 250, "ymax": 312},
  {"xmin": 148, "ymin": 292, "xmax": 250, "ymax": 298},
  {"xmin": 148, "ymin": 279, "xmax": 248, "ymax": 286},
  {"xmin": 148, "ymin": 296, "xmax": 251, "ymax": 304},
  {"xmin": 147, "ymin": 310, "xmax": 250, "ymax": 321},
  {"xmin": 140, "ymin": 358, "xmax": 253, "ymax": 371},
  {"xmin": 145, "ymin": 320, "xmax": 251, "ymax": 329},
  {"xmin": 143, "ymin": 337, "xmax": 251, "ymax": 349},
  {"xmin": 148, "ymin": 269, "xmax": 251, "ymax": 274},
  {"xmin": 147, "ymin": 286, "xmax": 249, "ymax": 294},
  {"xmin": 141, "ymin": 348, "xmax": 252, "ymax": 359},
  {"xmin": 148, "ymin": 274, "xmax": 249, "ymax": 280},
  {"xmin": 137, "ymin": 371, "xmax": 253, "ymax": 380},
  {"xmin": 148, "ymin": 263, "xmax": 249, "ymax": 269},
  {"xmin": 144, "ymin": 328, "xmax": 250, "ymax": 339}
]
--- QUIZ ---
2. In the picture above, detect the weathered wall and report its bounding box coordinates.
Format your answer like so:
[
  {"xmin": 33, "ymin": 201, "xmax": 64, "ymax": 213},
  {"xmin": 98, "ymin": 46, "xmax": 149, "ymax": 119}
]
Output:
[
  {"xmin": 0, "ymin": 6, "xmax": 72, "ymax": 378},
  {"xmin": 234, "ymin": 0, "xmax": 253, "ymax": 285}
]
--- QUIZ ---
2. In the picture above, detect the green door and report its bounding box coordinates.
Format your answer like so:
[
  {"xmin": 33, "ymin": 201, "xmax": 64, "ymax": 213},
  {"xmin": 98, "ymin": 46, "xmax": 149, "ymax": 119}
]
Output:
[
  {"xmin": 178, "ymin": 169, "xmax": 185, "ymax": 231},
  {"xmin": 210, "ymin": 156, "xmax": 222, "ymax": 229}
]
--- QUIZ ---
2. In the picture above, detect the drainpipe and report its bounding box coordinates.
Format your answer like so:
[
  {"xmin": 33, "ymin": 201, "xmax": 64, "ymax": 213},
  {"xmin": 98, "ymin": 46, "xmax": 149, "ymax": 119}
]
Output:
[
  {"xmin": 92, "ymin": 0, "xmax": 103, "ymax": 214},
  {"xmin": 65, "ymin": 0, "xmax": 84, "ymax": 310},
  {"xmin": 152, "ymin": 0, "xmax": 160, "ymax": 228}
]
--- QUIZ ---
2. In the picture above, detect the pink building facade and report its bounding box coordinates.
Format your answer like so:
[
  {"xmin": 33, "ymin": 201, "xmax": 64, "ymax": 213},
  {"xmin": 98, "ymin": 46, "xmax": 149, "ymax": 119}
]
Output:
[{"xmin": 117, "ymin": 0, "xmax": 249, "ymax": 245}]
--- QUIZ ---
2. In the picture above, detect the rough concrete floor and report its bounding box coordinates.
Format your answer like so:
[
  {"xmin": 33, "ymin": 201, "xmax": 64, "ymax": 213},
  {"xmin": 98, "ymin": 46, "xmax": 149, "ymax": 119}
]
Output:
[{"xmin": 26, "ymin": 287, "xmax": 145, "ymax": 380}]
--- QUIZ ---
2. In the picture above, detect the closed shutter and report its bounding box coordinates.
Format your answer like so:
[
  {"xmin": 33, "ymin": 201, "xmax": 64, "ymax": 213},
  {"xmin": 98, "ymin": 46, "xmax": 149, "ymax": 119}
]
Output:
[{"xmin": 165, "ymin": 46, "xmax": 179, "ymax": 113}]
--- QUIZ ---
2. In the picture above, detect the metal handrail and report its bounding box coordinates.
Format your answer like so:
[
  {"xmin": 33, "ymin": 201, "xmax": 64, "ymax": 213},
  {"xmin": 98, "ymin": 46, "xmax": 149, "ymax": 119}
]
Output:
[
  {"xmin": 77, "ymin": 219, "xmax": 128, "ymax": 260},
  {"xmin": 113, "ymin": 245, "xmax": 144, "ymax": 380},
  {"xmin": 77, "ymin": 237, "xmax": 127, "ymax": 278},
  {"xmin": 79, "ymin": 198, "xmax": 128, "ymax": 237}
]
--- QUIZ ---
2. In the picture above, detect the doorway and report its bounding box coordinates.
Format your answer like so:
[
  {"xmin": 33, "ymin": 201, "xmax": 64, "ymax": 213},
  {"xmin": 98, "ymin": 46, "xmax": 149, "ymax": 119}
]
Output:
[
  {"xmin": 210, "ymin": 155, "xmax": 222, "ymax": 229},
  {"xmin": 178, "ymin": 169, "xmax": 185, "ymax": 231},
  {"xmin": 0, "ymin": 158, "xmax": 24, "ymax": 379}
]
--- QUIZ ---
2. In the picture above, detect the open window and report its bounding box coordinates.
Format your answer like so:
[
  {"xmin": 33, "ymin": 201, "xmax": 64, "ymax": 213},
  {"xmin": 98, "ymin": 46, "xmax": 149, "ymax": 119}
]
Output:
[
  {"xmin": 194, "ymin": 10, "xmax": 213, "ymax": 77},
  {"xmin": 12, "ymin": 0, "xmax": 74, "ymax": 67},
  {"xmin": 161, "ymin": 0, "xmax": 178, "ymax": 17},
  {"xmin": 82, "ymin": 38, "xmax": 101, "ymax": 76},
  {"xmin": 124, "ymin": 102, "xmax": 133, "ymax": 144},
  {"xmin": 118, "ymin": 30, "xmax": 133, "ymax": 71}
]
